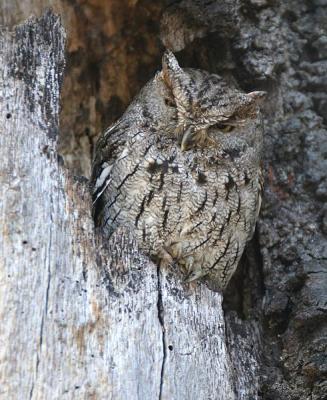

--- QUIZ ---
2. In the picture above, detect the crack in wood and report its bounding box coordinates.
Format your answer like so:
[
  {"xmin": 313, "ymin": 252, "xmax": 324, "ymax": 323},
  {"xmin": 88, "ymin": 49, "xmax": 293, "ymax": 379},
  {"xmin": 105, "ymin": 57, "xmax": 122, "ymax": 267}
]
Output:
[{"xmin": 157, "ymin": 265, "xmax": 166, "ymax": 400}]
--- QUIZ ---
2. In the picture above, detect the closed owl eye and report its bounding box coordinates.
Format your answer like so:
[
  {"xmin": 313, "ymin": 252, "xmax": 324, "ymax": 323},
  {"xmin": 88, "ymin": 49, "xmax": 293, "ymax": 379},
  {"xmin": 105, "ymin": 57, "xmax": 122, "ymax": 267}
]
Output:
[
  {"xmin": 211, "ymin": 123, "xmax": 235, "ymax": 133},
  {"xmin": 164, "ymin": 97, "xmax": 175, "ymax": 107}
]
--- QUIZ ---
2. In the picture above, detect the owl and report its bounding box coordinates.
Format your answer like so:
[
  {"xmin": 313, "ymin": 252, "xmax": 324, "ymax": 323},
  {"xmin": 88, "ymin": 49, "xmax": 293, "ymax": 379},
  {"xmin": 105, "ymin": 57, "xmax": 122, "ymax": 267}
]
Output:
[{"xmin": 91, "ymin": 50, "xmax": 265, "ymax": 291}]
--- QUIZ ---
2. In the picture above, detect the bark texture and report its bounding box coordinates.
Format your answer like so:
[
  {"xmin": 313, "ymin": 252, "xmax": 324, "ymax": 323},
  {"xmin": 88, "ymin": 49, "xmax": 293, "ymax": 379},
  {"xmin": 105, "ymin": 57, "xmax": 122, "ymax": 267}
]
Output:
[
  {"xmin": 0, "ymin": 0, "xmax": 165, "ymax": 177},
  {"xmin": 0, "ymin": 1, "xmax": 326, "ymax": 399}
]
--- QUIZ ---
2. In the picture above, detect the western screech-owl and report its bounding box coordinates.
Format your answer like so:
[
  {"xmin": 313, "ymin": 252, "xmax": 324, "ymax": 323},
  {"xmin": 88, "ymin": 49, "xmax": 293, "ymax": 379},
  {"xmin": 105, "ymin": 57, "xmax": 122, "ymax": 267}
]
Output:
[{"xmin": 91, "ymin": 51, "xmax": 265, "ymax": 291}]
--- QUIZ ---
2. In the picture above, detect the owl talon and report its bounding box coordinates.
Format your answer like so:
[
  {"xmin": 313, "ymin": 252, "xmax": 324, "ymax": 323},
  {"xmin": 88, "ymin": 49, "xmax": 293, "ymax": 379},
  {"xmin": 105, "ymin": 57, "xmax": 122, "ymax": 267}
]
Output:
[{"xmin": 185, "ymin": 269, "xmax": 206, "ymax": 283}]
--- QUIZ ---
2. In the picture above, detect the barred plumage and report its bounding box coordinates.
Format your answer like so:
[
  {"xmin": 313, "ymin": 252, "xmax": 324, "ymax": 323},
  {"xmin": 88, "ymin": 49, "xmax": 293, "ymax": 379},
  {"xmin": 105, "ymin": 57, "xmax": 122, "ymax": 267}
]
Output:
[{"xmin": 91, "ymin": 51, "xmax": 265, "ymax": 290}]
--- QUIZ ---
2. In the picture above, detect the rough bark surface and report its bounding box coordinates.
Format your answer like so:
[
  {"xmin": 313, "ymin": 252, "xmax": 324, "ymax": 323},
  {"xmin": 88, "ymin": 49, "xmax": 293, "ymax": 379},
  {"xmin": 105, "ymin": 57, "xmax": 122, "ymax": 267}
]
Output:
[
  {"xmin": 0, "ymin": 0, "xmax": 165, "ymax": 177},
  {"xmin": 1, "ymin": 1, "xmax": 326, "ymax": 399},
  {"xmin": 0, "ymin": 11, "xmax": 249, "ymax": 400}
]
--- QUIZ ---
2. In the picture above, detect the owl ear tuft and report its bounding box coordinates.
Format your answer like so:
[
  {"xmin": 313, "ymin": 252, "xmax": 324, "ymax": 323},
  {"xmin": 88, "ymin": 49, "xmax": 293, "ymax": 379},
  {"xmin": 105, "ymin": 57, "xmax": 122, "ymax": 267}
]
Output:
[
  {"xmin": 162, "ymin": 50, "xmax": 184, "ymax": 86},
  {"xmin": 247, "ymin": 91, "xmax": 267, "ymax": 105},
  {"xmin": 161, "ymin": 50, "xmax": 193, "ymax": 113}
]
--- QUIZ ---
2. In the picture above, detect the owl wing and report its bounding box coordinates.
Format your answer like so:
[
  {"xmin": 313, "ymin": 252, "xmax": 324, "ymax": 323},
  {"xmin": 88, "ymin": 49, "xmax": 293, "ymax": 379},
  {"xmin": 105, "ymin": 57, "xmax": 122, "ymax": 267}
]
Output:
[{"xmin": 91, "ymin": 120, "xmax": 128, "ymax": 225}]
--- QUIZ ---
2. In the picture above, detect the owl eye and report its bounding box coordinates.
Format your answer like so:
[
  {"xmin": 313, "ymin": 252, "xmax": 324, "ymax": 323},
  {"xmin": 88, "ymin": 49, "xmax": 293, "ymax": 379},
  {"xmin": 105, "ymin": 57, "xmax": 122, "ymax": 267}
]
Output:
[
  {"xmin": 164, "ymin": 97, "xmax": 175, "ymax": 107},
  {"xmin": 211, "ymin": 123, "xmax": 235, "ymax": 133}
]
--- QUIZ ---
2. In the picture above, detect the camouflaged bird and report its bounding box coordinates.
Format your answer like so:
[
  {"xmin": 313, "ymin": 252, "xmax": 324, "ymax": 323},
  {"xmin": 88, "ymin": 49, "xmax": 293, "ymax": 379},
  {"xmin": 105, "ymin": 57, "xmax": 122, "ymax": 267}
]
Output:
[{"xmin": 91, "ymin": 50, "xmax": 265, "ymax": 291}]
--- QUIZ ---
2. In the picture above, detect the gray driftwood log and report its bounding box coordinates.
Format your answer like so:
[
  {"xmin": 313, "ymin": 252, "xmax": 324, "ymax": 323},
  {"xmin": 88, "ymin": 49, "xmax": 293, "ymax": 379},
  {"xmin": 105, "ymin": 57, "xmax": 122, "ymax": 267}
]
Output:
[{"xmin": 0, "ymin": 11, "xmax": 260, "ymax": 400}]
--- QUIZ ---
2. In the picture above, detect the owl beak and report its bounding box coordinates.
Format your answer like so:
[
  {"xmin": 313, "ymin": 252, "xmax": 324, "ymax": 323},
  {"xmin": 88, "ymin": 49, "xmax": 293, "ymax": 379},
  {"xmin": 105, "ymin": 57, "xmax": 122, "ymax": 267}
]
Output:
[{"xmin": 181, "ymin": 127, "xmax": 195, "ymax": 151}]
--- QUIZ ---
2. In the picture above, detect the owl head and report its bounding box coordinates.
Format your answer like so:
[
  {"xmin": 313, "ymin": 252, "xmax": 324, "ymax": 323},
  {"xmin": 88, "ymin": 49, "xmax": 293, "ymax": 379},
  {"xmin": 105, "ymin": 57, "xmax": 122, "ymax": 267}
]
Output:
[{"xmin": 159, "ymin": 50, "xmax": 265, "ymax": 151}]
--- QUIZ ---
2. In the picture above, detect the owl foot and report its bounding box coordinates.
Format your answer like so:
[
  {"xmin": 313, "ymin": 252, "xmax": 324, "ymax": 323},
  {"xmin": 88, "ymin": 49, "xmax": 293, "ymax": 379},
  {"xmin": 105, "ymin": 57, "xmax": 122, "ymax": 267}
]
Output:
[
  {"xmin": 185, "ymin": 269, "xmax": 207, "ymax": 283},
  {"xmin": 182, "ymin": 256, "xmax": 207, "ymax": 282},
  {"xmin": 158, "ymin": 247, "xmax": 175, "ymax": 268}
]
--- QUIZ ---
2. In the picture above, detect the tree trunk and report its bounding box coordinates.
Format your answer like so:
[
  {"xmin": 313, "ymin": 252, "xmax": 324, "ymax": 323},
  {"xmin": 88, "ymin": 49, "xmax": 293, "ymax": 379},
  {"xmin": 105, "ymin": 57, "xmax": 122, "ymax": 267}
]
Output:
[
  {"xmin": 0, "ymin": 1, "xmax": 326, "ymax": 399},
  {"xmin": 0, "ymin": 10, "xmax": 252, "ymax": 399}
]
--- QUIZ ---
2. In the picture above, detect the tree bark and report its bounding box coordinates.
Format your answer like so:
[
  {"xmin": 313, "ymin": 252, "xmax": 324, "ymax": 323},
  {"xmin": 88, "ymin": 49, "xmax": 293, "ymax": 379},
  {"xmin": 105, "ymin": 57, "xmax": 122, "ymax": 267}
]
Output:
[{"xmin": 0, "ymin": 10, "xmax": 255, "ymax": 399}]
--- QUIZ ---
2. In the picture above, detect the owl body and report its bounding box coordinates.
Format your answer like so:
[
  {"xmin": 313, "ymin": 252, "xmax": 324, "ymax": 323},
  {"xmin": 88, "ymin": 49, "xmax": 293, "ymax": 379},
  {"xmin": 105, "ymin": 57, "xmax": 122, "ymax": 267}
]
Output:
[{"xmin": 92, "ymin": 52, "xmax": 264, "ymax": 290}]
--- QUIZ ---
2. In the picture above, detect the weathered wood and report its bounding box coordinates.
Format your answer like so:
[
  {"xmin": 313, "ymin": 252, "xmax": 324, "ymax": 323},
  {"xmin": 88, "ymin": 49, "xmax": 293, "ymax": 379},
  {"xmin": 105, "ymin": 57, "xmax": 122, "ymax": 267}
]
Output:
[{"xmin": 0, "ymin": 11, "xmax": 259, "ymax": 400}]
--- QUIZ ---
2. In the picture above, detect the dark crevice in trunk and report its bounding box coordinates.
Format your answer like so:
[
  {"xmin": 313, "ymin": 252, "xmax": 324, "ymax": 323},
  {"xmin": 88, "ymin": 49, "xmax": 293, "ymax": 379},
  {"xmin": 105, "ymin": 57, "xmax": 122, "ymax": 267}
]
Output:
[{"xmin": 157, "ymin": 265, "xmax": 167, "ymax": 400}]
